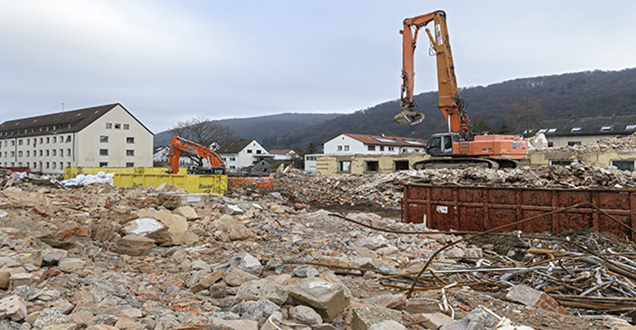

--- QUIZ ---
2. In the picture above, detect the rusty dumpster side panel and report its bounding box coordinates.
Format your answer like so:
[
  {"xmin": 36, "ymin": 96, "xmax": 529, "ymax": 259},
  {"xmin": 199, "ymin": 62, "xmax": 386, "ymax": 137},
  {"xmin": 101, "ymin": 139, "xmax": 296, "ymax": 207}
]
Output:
[{"xmin": 402, "ymin": 184, "xmax": 636, "ymax": 241}]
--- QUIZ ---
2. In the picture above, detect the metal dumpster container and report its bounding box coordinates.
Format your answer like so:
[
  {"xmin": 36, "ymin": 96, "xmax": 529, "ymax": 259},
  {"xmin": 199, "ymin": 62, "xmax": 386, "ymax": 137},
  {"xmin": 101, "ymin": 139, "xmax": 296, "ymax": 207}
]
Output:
[{"xmin": 401, "ymin": 184, "xmax": 636, "ymax": 241}]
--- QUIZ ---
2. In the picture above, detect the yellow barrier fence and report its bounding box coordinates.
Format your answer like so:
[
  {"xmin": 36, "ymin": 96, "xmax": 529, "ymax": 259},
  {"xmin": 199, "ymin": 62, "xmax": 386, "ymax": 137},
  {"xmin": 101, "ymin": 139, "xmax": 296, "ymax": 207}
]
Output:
[{"xmin": 113, "ymin": 174, "xmax": 227, "ymax": 194}]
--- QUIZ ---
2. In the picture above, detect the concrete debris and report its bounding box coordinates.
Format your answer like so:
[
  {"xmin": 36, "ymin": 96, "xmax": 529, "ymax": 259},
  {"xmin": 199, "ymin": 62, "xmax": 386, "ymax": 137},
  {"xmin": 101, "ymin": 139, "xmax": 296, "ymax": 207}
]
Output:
[{"xmin": 0, "ymin": 172, "xmax": 630, "ymax": 330}]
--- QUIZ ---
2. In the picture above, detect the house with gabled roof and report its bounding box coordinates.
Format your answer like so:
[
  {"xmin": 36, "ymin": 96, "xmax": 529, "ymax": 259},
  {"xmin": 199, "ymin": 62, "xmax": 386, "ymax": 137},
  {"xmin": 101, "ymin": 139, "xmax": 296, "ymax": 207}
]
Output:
[
  {"xmin": 0, "ymin": 103, "xmax": 153, "ymax": 175},
  {"xmin": 322, "ymin": 133, "xmax": 427, "ymax": 155},
  {"xmin": 216, "ymin": 139, "xmax": 271, "ymax": 173}
]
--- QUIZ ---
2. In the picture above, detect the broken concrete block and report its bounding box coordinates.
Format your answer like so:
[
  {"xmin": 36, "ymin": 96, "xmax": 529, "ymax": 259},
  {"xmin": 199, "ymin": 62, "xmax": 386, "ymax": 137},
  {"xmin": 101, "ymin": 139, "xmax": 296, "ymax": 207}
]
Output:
[
  {"xmin": 174, "ymin": 206, "xmax": 198, "ymax": 219},
  {"xmin": 229, "ymin": 252, "xmax": 263, "ymax": 276},
  {"xmin": 57, "ymin": 258, "xmax": 86, "ymax": 272},
  {"xmin": 113, "ymin": 234, "xmax": 155, "ymax": 256},
  {"xmin": 235, "ymin": 279, "xmax": 288, "ymax": 306},
  {"xmin": 506, "ymin": 284, "xmax": 570, "ymax": 315},
  {"xmin": 440, "ymin": 306, "xmax": 503, "ymax": 330},
  {"xmin": 223, "ymin": 267, "xmax": 259, "ymax": 287},
  {"xmin": 190, "ymin": 270, "xmax": 224, "ymax": 293},
  {"xmin": 136, "ymin": 208, "xmax": 197, "ymax": 246},
  {"xmin": 291, "ymin": 305, "xmax": 323, "ymax": 325},
  {"xmin": 208, "ymin": 318, "xmax": 258, "ymax": 330},
  {"xmin": 156, "ymin": 193, "xmax": 210, "ymax": 209},
  {"xmin": 350, "ymin": 306, "xmax": 402, "ymax": 330},
  {"xmin": 41, "ymin": 248, "xmax": 68, "ymax": 266},
  {"xmin": 241, "ymin": 297, "xmax": 280, "ymax": 320},
  {"xmin": 9, "ymin": 272, "xmax": 36, "ymax": 289},
  {"xmin": 0, "ymin": 295, "xmax": 28, "ymax": 321},
  {"xmin": 221, "ymin": 204, "xmax": 245, "ymax": 215},
  {"xmin": 420, "ymin": 312, "xmax": 453, "ymax": 330},
  {"xmin": 289, "ymin": 278, "xmax": 350, "ymax": 322},
  {"xmin": 368, "ymin": 320, "xmax": 406, "ymax": 330},
  {"xmin": 213, "ymin": 215, "xmax": 253, "ymax": 241},
  {"xmin": 121, "ymin": 217, "xmax": 167, "ymax": 236}
]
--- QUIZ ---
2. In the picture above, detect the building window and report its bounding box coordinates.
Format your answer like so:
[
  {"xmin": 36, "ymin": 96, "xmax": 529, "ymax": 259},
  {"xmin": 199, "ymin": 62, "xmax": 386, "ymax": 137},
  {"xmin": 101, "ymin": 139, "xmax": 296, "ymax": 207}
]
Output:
[
  {"xmin": 247, "ymin": 149, "xmax": 253, "ymax": 153},
  {"xmin": 344, "ymin": 145, "xmax": 350, "ymax": 151},
  {"xmin": 18, "ymin": 139, "xmax": 22, "ymax": 146},
  {"xmin": 10, "ymin": 151, "xmax": 14, "ymax": 157},
  {"xmin": 106, "ymin": 123, "xmax": 112, "ymax": 129},
  {"xmin": 567, "ymin": 141, "xmax": 581, "ymax": 146},
  {"xmin": 59, "ymin": 149, "xmax": 63, "ymax": 157},
  {"xmin": 379, "ymin": 146, "xmax": 384, "ymax": 151},
  {"xmin": 52, "ymin": 150, "xmax": 56, "ymax": 156},
  {"xmin": 388, "ymin": 146, "xmax": 395, "ymax": 151},
  {"xmin": 365, "ymin": 161, "xmax": 379, "ymax": 172},
  {"xmin": 100, "ymin": 149, "xmax": 108, "ymax": 156},
  {"xmin": 26, "ymin": 151, "xmax": 29, "ymax": 157},
  {"xmin": 18, "ymin": 151, "xmax": 22, "ymax": 157},
  {"xmin": 99, "ymin": 162, "xmax": 108, "ymax": 167},
  {"xmin": 67, "ymin": 149, "xmax": 71, "ymax": 157},
  {"xmin": 126, "ymin": 150, "xmax": 134, "ymax": 156},
  {"xmin": 52, "ymin": 162, "xmax": 56, "ymax": 169},
  {"xmin": 339, "ymin": 161, "xmax": 351, "ymax": 172},
  {"xmin": 11, "ymin": 140, "xmax": 14, "ymax": 146},
  {"xmin": 394, "ymin": 160, "xmax": 409, "ymax": 170},
  {"xmin": 230, "ymin": 157, "xmax": 236, "ymax": 161},
  {"xmin": 46, "ymin": 162, "xmax": 50, "ymax": 169},
  {"xmin": 126, "ymin": 137, "xmax": 135, "ymax": 144},
  {"xmin": 26, "ymin": 139, "xmax": 30, "ymax": 145},
  {"xmin": 256, "ymin": 150, "xmax": 261, "ymax": 154},
  {"xmin": 39, "ymin": 150, "xmax": 43, "ymax": 156},
  {"xmin": 46, "ymin": 137, "xmax": 50, "ymax": 143},
  {"xmin": 611, "ymin": 160, "xmax": 635, "ymax": 171},
  {"xmin": 46, "ymin": 150, "xmax": 49, "ymax": 156},
  {"xmin": 100, "ymin": 136, "xmax": 109, "ymax": 143},
  {"xmin": 115, "ymin": 123, "xmax": 121, "ymax": 129},
  {"xmin": 368, "ymin": 145, "xmax": 376, "ymax": 151},
  {"xmin": 67, "ymin": 162, "xmax": 71, "ymax": 168},
  {"xmin": 60, "ymin": 162, "xmax": 63, "ymax": 170},
  {"xmin": 123, "ymin": 124, "xmax": 130, "ymax": 130},
  {"xmin": 53, "ymin": 137, "xmax": 57, "ymax": 143},
  {"xmin": 40, "ymin": 138, "xmax": 43, "ymax": 144},
  {"xmin": 126, "ymin": 162, "xmax": 134, "ymax": 167},
  {"xmin": 549, "ymin": 160, "xmax": 573, "ymax": 166},
  {"xmin": 66, "ymin": 135, "xmax": 71, "ymax": 142}
]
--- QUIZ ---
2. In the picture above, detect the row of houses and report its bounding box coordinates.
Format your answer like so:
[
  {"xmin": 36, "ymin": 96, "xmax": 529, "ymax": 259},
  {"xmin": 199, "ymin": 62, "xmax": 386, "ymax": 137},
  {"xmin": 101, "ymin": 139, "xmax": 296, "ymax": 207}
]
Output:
[{"xmin": 0, "ymin": 104, "xmax": 634, "ymax": 176}]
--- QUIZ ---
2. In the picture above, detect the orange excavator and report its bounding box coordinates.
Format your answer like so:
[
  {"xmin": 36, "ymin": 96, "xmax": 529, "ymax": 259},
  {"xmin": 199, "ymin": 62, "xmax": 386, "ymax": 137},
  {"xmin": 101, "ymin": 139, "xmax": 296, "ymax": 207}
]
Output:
[
  {"xmin": 394, "ymin": 10, "xmax": 527, "ymax": 169},
  {"xmin": 167, "ymin": 135, "xmax": 226, "ymax": 174}
]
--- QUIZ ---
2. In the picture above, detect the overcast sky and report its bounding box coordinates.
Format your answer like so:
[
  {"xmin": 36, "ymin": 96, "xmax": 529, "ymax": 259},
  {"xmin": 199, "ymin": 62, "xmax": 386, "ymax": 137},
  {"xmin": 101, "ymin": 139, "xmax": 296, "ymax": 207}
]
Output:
[{"xmin": 1, "ymin": 1, "xmax": 635, "ymax": 133}]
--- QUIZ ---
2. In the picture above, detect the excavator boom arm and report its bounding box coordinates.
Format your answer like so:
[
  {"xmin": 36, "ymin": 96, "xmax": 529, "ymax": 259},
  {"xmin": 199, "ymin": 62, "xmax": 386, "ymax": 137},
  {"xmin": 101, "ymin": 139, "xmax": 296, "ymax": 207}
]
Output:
[{"xmin": 396, "ymin": 10, "xmax": 471, "ymax": 139}]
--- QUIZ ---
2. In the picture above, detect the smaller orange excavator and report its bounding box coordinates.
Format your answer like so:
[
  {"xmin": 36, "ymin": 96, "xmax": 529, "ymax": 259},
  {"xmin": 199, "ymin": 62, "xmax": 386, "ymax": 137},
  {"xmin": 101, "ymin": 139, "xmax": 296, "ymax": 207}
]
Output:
[{"xmin": 167, "ymin": 135, "xmax": 226, "ymax": 175}]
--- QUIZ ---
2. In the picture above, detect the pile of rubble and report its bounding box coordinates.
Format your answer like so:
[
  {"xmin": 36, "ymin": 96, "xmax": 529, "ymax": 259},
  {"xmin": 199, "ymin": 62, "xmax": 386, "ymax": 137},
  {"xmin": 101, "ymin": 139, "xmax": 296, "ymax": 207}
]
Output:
[
  {"xmin": 535, "ymin": 133, "xmax": 636, "ymax": 153},
  {"xmin": 3, "ymin": 179, "xmax": 633, "ymax": 329},
  {"xmin": 271, "ymin": 162, "xmax": 636, "ymax": 209}
]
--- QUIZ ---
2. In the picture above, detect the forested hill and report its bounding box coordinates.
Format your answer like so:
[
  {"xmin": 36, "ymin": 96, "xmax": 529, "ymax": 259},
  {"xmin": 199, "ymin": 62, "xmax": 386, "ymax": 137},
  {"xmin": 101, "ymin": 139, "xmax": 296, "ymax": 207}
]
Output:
[
  {"xmin": 263, "ymin": 68, "xmax": 636, "ymax": 151},
  {"xmin": 153, "ymin": 113, "xmax": 342, "ymax": 147},
  {"xmin": 154, "ymin": 68, "xmax": 636, "ymax": 151}
]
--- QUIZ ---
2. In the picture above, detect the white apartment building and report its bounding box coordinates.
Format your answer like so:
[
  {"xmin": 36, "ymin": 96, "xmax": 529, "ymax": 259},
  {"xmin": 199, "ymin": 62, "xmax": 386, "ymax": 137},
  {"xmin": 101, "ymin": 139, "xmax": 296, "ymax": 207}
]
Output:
[
  {"xmin": 323, "ymin": 133, "xmax": 427, "ymax": 155},
  {"xmin": 0, "ymin": 103, "xmax": 154, "ymax": 175},
  {"xmin": 217, "ymin": 139, "xmax": 270, "ymax": 173}
]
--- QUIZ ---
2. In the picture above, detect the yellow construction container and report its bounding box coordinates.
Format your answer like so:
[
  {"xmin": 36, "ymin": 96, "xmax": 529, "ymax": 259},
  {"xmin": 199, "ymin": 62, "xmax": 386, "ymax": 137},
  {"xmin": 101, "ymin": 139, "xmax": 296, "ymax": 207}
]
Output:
[
  {"xmin": 113, "ymin": 173, "xmax": 227, "ymax": 194},
  {"xmin": 64, "ymin": 167, "xmax": 186, "ymax": 179}
]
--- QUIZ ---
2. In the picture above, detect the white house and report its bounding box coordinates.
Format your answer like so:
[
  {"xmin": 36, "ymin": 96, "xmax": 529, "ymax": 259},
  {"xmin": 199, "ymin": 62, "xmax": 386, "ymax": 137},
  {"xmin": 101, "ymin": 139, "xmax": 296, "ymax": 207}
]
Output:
[
  {"xmin": 269, "ymin": 149, "xmax": 298, "ymax": 161},
  {"xmin": 0, "ymin": 103, "xmax": 153, "ymax": 175},
  {"xmin": 323, "ymin": 133, "xmax": 427, "ymax": 155},
  {"xmin": 217, "ymin": 139, "xmax": 271, "ymax": 173}
]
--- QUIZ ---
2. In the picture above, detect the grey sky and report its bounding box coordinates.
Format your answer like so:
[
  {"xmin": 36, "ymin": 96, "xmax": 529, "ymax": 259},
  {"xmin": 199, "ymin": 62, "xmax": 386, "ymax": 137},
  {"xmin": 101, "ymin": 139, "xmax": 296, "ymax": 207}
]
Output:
[{"xmin": 1, "ymin": 1, "xmax": 635, "ymax": 133}]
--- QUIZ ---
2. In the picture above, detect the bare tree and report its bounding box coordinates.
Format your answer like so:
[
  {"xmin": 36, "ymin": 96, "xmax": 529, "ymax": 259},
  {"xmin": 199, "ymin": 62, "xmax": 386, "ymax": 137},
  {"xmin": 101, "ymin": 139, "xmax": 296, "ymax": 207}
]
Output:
[
  {"xmin": 506, "ymin": 97, "xmax": 545, "ymax": 138},
  {"xmin": 170, "ymin": 115, "xmax": 236, "ymax": 166}
]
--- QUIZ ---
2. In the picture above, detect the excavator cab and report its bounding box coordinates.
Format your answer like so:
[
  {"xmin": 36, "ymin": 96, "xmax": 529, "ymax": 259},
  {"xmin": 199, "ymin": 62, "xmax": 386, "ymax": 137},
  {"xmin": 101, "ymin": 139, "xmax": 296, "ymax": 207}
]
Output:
[{"xmin": 426, "ymin": 133, "xmax": 460, "ymax": 156}]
